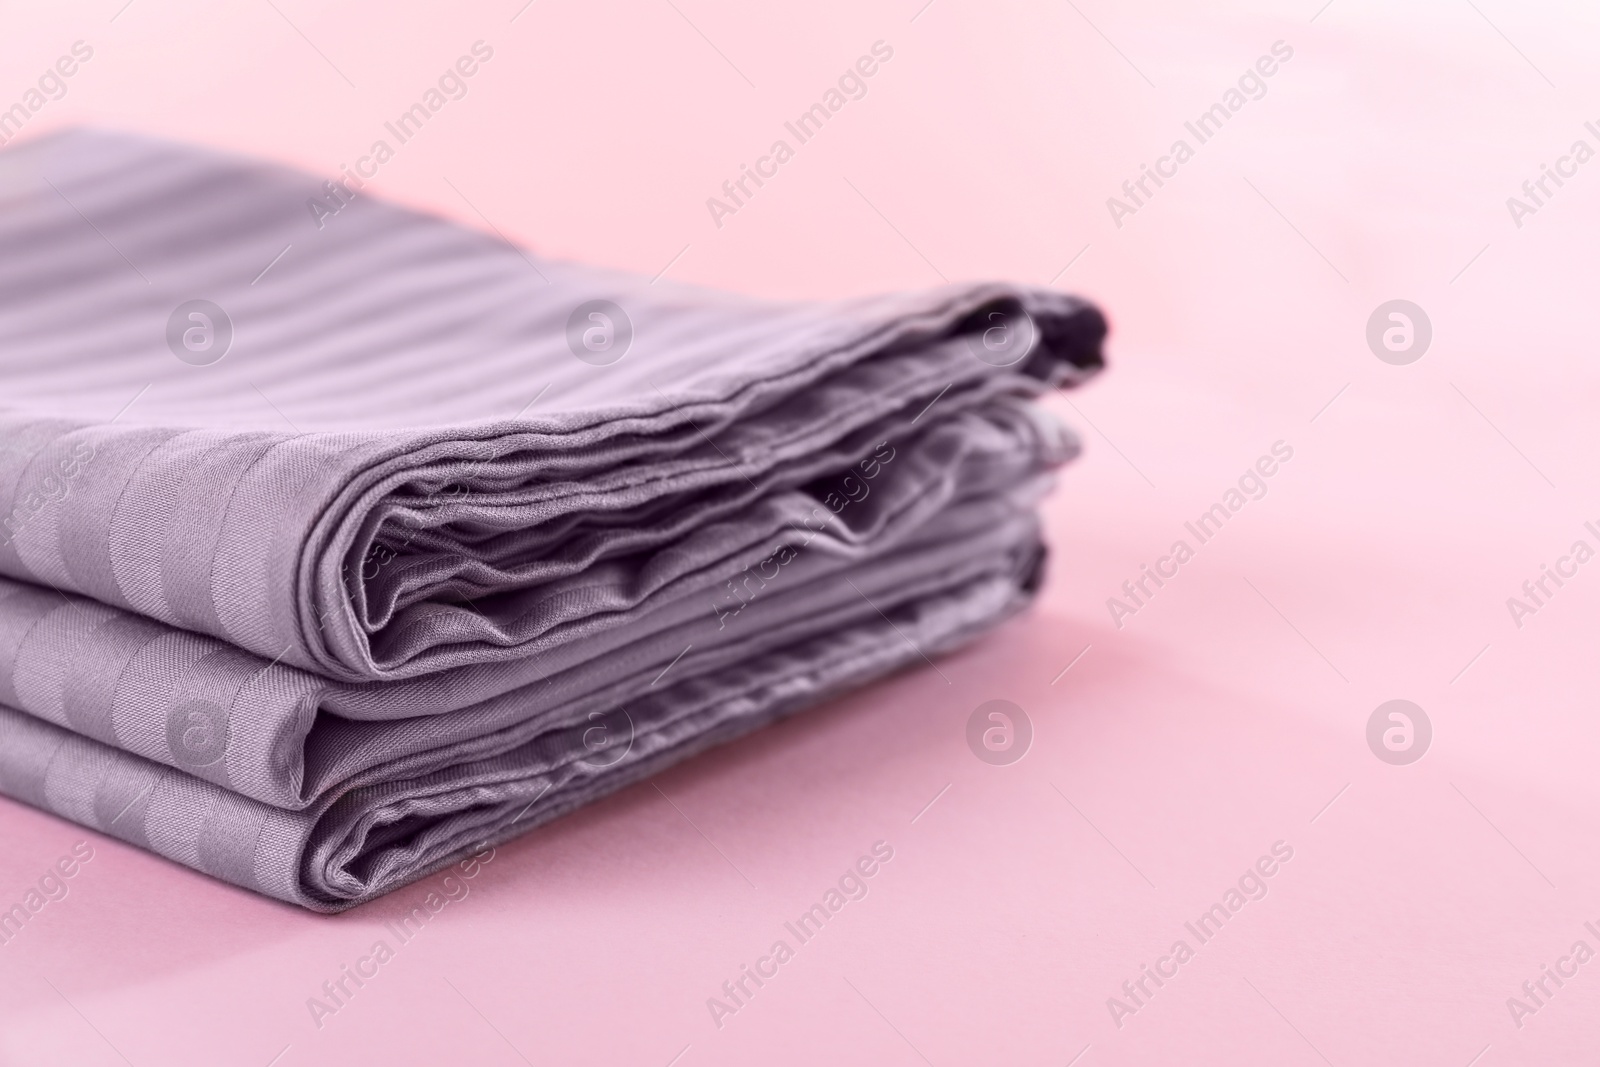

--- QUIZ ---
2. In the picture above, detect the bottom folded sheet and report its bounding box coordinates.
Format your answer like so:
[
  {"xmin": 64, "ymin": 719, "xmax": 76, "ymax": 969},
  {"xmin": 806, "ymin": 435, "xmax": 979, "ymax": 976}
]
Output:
[{"xmin": 0, "ymin": 527, "xmax": 1044, "ymax": 911}]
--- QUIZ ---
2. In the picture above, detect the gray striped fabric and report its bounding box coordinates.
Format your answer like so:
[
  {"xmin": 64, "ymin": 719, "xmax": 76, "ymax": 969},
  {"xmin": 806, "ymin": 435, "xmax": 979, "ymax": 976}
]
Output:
[{"xmin": 0, "ymin": 129, "xmax": 1105, "ymax": 910}]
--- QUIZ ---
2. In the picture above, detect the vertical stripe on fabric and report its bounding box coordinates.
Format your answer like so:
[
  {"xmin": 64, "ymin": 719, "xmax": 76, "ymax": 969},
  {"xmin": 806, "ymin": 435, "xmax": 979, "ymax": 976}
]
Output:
[
  {"xmin": 0, "ymin": 585, "xmax": 70, "ymax": 711},
  {"xmin": 56, "ymin": 426, "xmax": 184, "ymax": 609},
  {"xmin": 159, "ymin": 430, "xmax": 285, "ymax": 636},
  {"xmin": 196, "ymin": 787, "xmax": 267, "ymax": 893},
  {"xmin": 0, "ymin": 706, "xmax": 68, "ymax": 809},
  {"xmin": 90, "ymin": 757, "xmax": 165, "ymax": 850},
  {"xmin": 60, "ymin": 612, "xmax": 171, "ymax": 746},
  {"xmin": 0, "ymin": 419, "xmax": 80, "ymax": 580},
  {"xmin": 11, "ymin": 596, "xmax": 120, "ymax": 728}
]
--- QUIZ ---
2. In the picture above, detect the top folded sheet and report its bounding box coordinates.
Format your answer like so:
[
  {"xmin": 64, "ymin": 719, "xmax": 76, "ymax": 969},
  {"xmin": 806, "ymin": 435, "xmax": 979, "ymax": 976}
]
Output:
[{"xmin": 0, "ymin": 129, "xmax": 1105, "ymax": 684}]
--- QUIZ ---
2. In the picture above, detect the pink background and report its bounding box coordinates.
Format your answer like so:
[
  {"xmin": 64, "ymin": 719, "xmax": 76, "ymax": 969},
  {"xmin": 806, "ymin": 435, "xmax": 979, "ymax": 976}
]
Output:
[{"xmin": 3, "ymin": 0, "xmax": 1599, "ymax": 1063}]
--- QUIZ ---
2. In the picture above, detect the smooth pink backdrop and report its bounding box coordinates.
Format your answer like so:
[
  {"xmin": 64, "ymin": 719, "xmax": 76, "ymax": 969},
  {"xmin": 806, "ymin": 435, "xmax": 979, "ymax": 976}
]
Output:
[{"xmin": 3, "ymin": 0, "xmax": 1599, "ymax": 1063}]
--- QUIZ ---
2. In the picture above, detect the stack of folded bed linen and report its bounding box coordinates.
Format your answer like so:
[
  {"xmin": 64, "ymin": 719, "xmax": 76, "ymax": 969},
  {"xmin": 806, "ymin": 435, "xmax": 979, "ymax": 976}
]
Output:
[{"xmin": 0, "ymin": 130, "xmax": 1105, "ymax": 911}]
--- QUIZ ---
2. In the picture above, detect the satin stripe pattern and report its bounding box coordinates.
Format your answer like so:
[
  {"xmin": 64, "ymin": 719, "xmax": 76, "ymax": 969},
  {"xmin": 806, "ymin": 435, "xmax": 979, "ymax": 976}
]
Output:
[{"xmin": 0, "ymin": 130, "xmax": 1105, "ymax": 909}]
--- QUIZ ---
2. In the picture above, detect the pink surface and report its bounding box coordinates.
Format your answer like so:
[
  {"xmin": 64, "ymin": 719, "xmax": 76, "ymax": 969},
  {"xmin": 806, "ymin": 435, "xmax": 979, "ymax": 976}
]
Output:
[{"xmin": 3, "ymin": 1, "xmax": 1598, "ymax": 1063}]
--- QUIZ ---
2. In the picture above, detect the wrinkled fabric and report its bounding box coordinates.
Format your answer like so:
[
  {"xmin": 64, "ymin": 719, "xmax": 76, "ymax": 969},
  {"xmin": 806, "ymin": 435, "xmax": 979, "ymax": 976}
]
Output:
[{"xmin": 0, "ymin": 129, "xmax": 1105, "ymax": 910}]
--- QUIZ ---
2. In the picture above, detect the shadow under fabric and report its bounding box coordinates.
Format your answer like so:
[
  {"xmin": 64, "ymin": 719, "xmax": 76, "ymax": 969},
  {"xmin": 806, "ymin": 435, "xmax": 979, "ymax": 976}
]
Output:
[{"xmin": 0, "ymin": 129, "xmax": 1106, "ymax": 911}]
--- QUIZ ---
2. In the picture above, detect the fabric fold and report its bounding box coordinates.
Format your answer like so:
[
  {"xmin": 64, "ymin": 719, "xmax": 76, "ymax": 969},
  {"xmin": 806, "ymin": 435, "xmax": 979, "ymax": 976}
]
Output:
[{"xmin": 0, "ymin": 128, "xmax": 1106, "ymax": 909}]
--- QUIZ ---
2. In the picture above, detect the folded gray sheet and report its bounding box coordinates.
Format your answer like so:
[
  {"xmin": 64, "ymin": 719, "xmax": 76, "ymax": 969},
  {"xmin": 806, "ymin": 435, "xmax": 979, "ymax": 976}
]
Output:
[{"xmin": 0, "ymin": 129, "xmax": 1105, "ymax": 910}]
